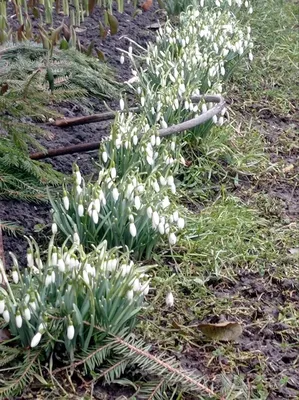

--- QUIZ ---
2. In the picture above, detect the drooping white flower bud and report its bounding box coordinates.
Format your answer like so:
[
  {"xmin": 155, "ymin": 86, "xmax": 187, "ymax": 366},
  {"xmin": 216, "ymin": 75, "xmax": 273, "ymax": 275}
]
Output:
[
  {"xmin": 152, "ymin": 211, "xmax": 159, "ymax": 228},
  {"xmin": 158, "ymin": 222, "xmax": 165, "ymax": 235},
  {"xmin": 78, "ymin": 203, "xmax": 84, "ymax": 217},
  {"xmin": 27, "ymin": 249, "xmax": 34, "ymax": 268},
  {"xmin": 67, "ymin": 324, "xmax": 75, "ymax": 340},
  {"xmin": 119, "ymin": 98, "xmax": 125, "ymax": 111},
  {"xmin": 120, "ymin": 53, "xmax": 125, "ymax": 64},
  {"xmin": 129, "ymin": 223, "xmax": 137, "ymax": 238},
  {"xmin": 112, "ymin": 187, "xmax": 119, "ymax": 202},
  {"xmin": 177, "ymin": 217, "xmax": 185, "ymax": 229},
  {"xmin": 45, "ymin": 272, "xmax": 52, "ymax": 287},
  {"xmin": 58, "ymin": 257, "xmax": 65, "ymax": 273},
  {"xmin": 132, "ymin": 278, "xmax": 140, "ymax": 292},
  {"xmin": 75, "ymin": 170, "xmax": 82, "ymax": 186},
  {"xmin": 110, "ymin": 167, "xmax": 117, "ymax": 180},
  {"xmin": 102, "ymin": 151, "xmax": 108, "ymax": 163},
  {"xmin": 16, "ymin": 312, "xmax": 22, "ymax": 328},
  {"xmin": 62, "ymin": 192, "xmax": 69, "ymax": 211},
  {"xmin": 169, "ymin": 232, "xmax": 177, "ymax": 245},
  {"xmin": 24, "ymin": 307, "xmax": 31, "ymax": 321},
  {"xmin": 51, "ymin": 223, "xmax": 57, "ymax": 235},
  {"xmin": 0, "ymin": 299, "xmax": 5, "ymax": 314},
  {"xmin": 134, "ymin": 196, "xmax": 141, "ymax": 210},
  {"xmin": 92, "ymin": 209, "xmax": 99, "ymax": 224},
  {"xmin": 166, "ymin": 292, "xmax": 174, "ymax": 307},
  {"xmin": 31, "ymin": 332, "xmax": 42, "ymax": 348},
  {"xmin": 12, "ymin": 269, "xmax": 19, "ymax": 284},
  {"xmin": 147, "ymin": 206, "xmax": 153, "ymax": 219},
  {"xmin": 3, "ymin": 309, "xmax": 10, "ymax": 323},
  {"xmin": 127, "ymin": 290, "xmax": 134, "ymax": 302},
  {"xmin": 173, "ymin": 210, "xmax": 179, "ymax": 222},
  {"xmin": 73, "ymin": 232, "xmax": 80, "ymax": 245}
]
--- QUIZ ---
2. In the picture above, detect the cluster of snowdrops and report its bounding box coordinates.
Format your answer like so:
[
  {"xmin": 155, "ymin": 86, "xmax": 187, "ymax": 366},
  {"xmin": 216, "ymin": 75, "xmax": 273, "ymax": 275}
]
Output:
[{"xmin": 0, "ymin": 1, "xmax": 253, "ymax": 358}]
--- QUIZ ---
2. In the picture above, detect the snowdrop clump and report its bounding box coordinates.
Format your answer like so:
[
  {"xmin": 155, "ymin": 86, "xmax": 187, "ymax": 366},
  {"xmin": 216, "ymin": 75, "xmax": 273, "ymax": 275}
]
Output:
[
  {"xmin": 0, "ymin": 238, "xmax": 149, "ymax": 352},
  {"xmin": 51, "ymin": 158, "xmax": 186, "ymax": 259},
  {"xmin": 129, "ymin": 4, "xmax": 253, "ymax": 128}
]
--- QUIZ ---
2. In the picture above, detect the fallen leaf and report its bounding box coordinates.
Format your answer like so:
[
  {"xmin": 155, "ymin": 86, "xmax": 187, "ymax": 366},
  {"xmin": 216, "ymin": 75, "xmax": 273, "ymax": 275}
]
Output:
[
  {"xmin": 198, "ymin": 321, "xmax": 243, "ymax": 341},
  {"xmin": 74, "ymin": 27, "xmax": 87, "ymax": 33},
  {"xmin": 282, "ymin": 164, "xmax": 294, "ymax": 173},
  {"xmin": 141, "ymin": 0, "xmax": 153, "ymax": 11}
]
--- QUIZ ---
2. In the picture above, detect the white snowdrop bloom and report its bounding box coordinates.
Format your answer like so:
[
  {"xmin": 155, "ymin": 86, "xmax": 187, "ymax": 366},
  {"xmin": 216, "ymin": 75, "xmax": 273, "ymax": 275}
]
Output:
[
  {"xmin": 51, "ymin": 222, "xmax": 58, "ymax": 235},
  {"xmin": 177, "ymin": 217, "xmax": 185, "ymax": 229},
  {"xmin": 221, "ymin": 66, "xmax": 226, "ymax": 76},
  {"xmin": 120, "ymin": 53, "xmax": 125, "ymax": 64},
  {"xmin": 132, "ymin": 278, "xmax": 140, "ymax": 292},
  {"xmin": 73, "ymin": 232, "xmax": 80, "ymax": 245},
  {"xmin": 159, "ymin": 176, "xmax": 167, "ymax": 186},
  {"xmin": 112, "ymin": 187, "xmax": 119, "ymax": 202},
  {"xmin": 169, "ymin": 232, "xmax": 177, "ymax": 245},
  {"xmin": 147, "ymin": 206, "xmax": 153, "ymax": 219},
  {"xmin": 125, "ymin": 183, "xmax": 134, "ymax": 199},
  {"xmin": 129, "ymin": 223, "xmax": 137, "ymax": 238},
  {"xmin": 173, "ymin": 211, "xmax": 179, "ymax": 222},
  {"xmin": 128, "ymin": 44, "xmax": 133, "ymax": 55},
  {"xmin": 158, "ymin": 222, "xmax": 165, "ymax": 235},
  {"xmin": 24, "ymin": 307, "xmax": 31, "ymax": 321},
  {"xmin": 31, "ymin": 332, "xmax": 42, "ymax": 348},
  {"xmin": 150, "ymin": 135, "xmax": 156, "ymax": 146},
  {"xmin": 82, "ymin": 270, "xmax": 89, "ymax": 285},
  {"xmin": 140, "ymin": 97, "xmax": 145, "ymax": 107},
  {"xmin": 94, "ymin": 198, "xmax": 101, "ymax": 213},
  {"xmin": 164, "ymin": 223, "xmax": 170, "ymax": 235},
  {"xmin": 29, "ymin": 301, "xmax": 37, "ymax": 311},
  {"xmin": 184, "ymin": 100, "xmax": 189, "ymax": 110},
  {"xmin": 69, "ymin": 256, "xmax": 77, "ymax": 270},
  {"xmin": 189, "ymin": 102, "xmax": 194, "ymax": 112},
  {"xmin": 0, "ymin": 299, "xmax": 5, "ymax": 314},
  {"xmin": 200, "ymin": 0, "xmax": 204, "ymax": 6},
  {"xmin": 249, "ymin": 52, "xmax": 253, "ymax": 61},
  {"xmin": 146, "ymin": 156, "xmax": 154, "ymax": 166},
  {"xmin": 171, "ymin": 141, "xmax": 176, "ymax": 152},
  {"xmin": 127, "ymin": 290, "xmax": 134, "ymax": 302},
  {"xmin": 12, "ymin": 270, "xmax": 19, "ymax": 284},
  {"xmin": 119, "ymin": 98, "xmax": 125, "ymax": 111},
  {"xmin": 212, "ymin": 115, "xmax": 218, "ymax": 124},
  {"xmin": 58, "ymin": 257, "xmax": 65, "ymax": 273},
  {"xmin": 67, "ymin": 324, "xmax": 75, "ymax": 340},
  {"xmin": 134, "ymin": 196, "xmax": 141, "ymax": 210},
  {"xmin": 45, "ymin": 272, "xmax": 52, "ymax": 287},
  {"xmin": 3, "ymin": 309, "xmax": 10, "ymax": 322},
  {"xmin": 218, "ymin": 116, "xmax": 224, "ymax": 126},
  {"xmin": 27, "ymin": 250, "xmax": 34, "ymax": 268},
  {"xmin": 102, "ymin": 151, "xmax": 108, "ymax": 163},
  {"xmin": 137, "ymin": 86, "xmax": 142, "ymax": 95},
  {"xmin": 167, "ymin": 176, "xmax": 174, "ymax": 186},
  {"xmin": 76, "ymin": 185, "xmax": 82, "ymax": 195},
  {"xmin": 63, "ymin": 194, "xmax": 69, "ymax": 211},
  {"xmin": 166, "ymin": 292, "xmax": 174, "ymax": 307},
  {"xmin": 51, "ymin": 270, "xmax": 56, "ymax": 283},
  {"xmin": 152, "ymin": 180, "xmax": 160, "ymax": 193},
  {"xmin": 115, "ymin": 137, "xmax": 122, "ymax": 149},
  {"xmin": 16, "ymin": 313, "xmax": 22, "ymax": 328},
  {"xmin": 173, "ymin": 98, "xmax": 179, "ymax": 110},
  {"xmin": 160, "ymin": 119, "xmax": 168, "ymax": 129},
  {"xmin": 152, "ymin": 211, "xmax": 159, "ymax": 228},
  {"xmin": 245, "ymin": 0, "xmax": 249, "ymax": 7},
  {"xmin": 162, "ymin": 196, "xmax": 170, "ymax": 209},
  {"xmin": 92, "ymin": 209, "xmax": 99, "ymax": 224},
  {"xmin": 141, "ymin": 281, "xmax": 150, "ymax": 295},
  {"xmin": 75, "ymin": 170, "xmax": 82, "ymax": 186},
  {"xmin": 156, "ymin": 136, "xmax": 161, "ymax": 146},
  {"xmin": 132, "ymin": 135, "xmax": 138, "ymax": 145},
  {"xmin": 78, "ymin": 203, "xmax": 84, "ymax": 217},
  {"xmin": 110, "ymin": 167, "xmax": 117, "ymax": 180},
  {"xmin": 222, "ymin": 48, "xmax": 229, "ymax": 57},
  {"xmin": 171, "ymin": 184, "xmax": 176, "ymax": 194}
]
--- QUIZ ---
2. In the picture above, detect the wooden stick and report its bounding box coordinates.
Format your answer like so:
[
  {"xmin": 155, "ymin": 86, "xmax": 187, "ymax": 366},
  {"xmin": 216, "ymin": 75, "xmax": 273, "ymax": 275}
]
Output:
[
  {"xmin": 53, "ymin": 107, "xmax": 139, "ymax": 127},
  {"xmin": 30, "ymin": 95, "xmax": 225, "ymax": 160}
]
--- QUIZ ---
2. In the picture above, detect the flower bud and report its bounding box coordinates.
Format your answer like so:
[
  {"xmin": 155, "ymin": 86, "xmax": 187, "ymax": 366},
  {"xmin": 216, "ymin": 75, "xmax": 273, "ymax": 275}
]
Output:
[
  {"xmin": 127, "ymin": 290, "xmax": 134, "ymax": 301},
  {"xmin": 24, "ymin": 307, "xmax": 31, "ymax": 321},
  {"xmin": 166, "ymin": 292, "xmax": 174, "ymax": 307},
  {"xmin": 102, "ymin": 151, "xmax": 108, "ymax": 163},
  {"xmin": 31, "ymin": 332, "xmax": 42, "ymax": 348},
  {"xmin": 63, "ymin": 192, "xmax": 69, "ymax": 211},
  {"xmin": 52, "ymin": 223, "xmax": 57, "ymax": 235},
  {"xmin": 12, "ymin": 269, "xmax": 19, "ymax": 284},
  {"xmin": 78, "ymin": 203, "xmax": 84, "ymax": 217},
  {"xmin": 67, "ymin": 324, "xmax": 75, "ymax": 340},
  {"xmin": 177, "ymin": 217, "xmax": 185, "ymax": 229},
  {"xmin": 120, "ymin": 53, "xmax": 125, "ymax": 64},
  {"xmin": 169, "ymin": 232, "xmax": 177, "ymax": 245},
  {"xmin": 3, "ymin": 309, "xmax": 10, "ymax": 323},
  {"xmin": 16, "ymin": 312, "xmax": 22, "ymax": 328},
  {"xmin": 0, "ymin": 299, "xmax": 5, "ymax": 314},
  {"xmin": 129, "ymin": 223, "xmax": 137, "ymax": 238}
]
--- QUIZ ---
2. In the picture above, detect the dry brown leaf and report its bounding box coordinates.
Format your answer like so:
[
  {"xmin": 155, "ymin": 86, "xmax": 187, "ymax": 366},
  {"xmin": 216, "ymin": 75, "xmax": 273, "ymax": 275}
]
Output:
[
  {"xmin": 282, "ymin": 164, "xmax": 294, "ymax": 173},
  {"xmin": 198, "ymin": 321, "xmax": 243, "ymax": 341},
  {"xmin": 0, "ymin": 328, "xmax": 11, "ymax": 342}
]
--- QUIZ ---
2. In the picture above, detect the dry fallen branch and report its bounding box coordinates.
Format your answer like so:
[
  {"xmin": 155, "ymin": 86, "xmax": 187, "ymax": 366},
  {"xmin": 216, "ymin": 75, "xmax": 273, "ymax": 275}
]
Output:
[{"xmin": 30, "ymin": 94, "xmax": 225, "ymax": 160}]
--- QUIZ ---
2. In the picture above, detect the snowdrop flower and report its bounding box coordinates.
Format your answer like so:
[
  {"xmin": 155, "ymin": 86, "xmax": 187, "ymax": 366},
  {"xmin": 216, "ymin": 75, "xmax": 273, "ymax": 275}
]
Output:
[
  {"xmin": 51, "ymin": 222, "xmax": 58, "ymax": 235},
  {"xmin": 45, "ymin": 272, "xmax": 52, "ymax": 287},
  {"xmin": 73, "ymin": 232, "xmax": 80, "ymax": 245},
  {"xmin": 177, "ymin": 217, "xmax": 185, "ymax": 229},
  {"xmin": 120, "ymin": 53, "xmax": 125, "ymax": 64},
  {"xmin": 158, "ymin": 222, "xmax": 165, "ymax": 235},
  {"xmin": 31, "ymin": 332, "xmax": 42, "ymax": 348},
  {"xmin": 141, "ymin": 97, "xmax": 145, "ymax": 107},
  {"xmin": 141, "ymin": 281, "xmax": 150, "ymax": 295},
  {"xmin": 132, "ymin": 278, "xmax": 140, "ymax": 292},
  {"xmin": 12, "ymin": 269, "xmax": 19, "ymax": 284},
  {"xmin": 67, "ymin": 324, "xmax": 75, "ymax": 340},
  {"xmin": 102, "ymin": 151, "xmax": 108, "ymax": 163},
  {"xmin": 248, "ymin": 6, "xmax": 253, "ymax": 14},
  {"xmin": 94, "ymin": 198, "xmax": 101, "ymax": 213},
  {"xmin": 112, "ymin": 187, "xmax": 119, "ymax": 202},
  {"xmin": 127, "ymin": 290, "xmax": 134, "ymax": 302},
  {"xmin": 160, "ymin": 119, "xmax": 168, "ymax": 129},
  {"xmin": 51, "ymin": 270, "xmax": 56, "ymax": 283},
  {"xmin": 120, "ymin": 98, "xmax": 125, "ymax": 111},
  {"xmin": 24, "ymin": 307, "xmax": 31, "ymax": 321},
  {"xmin": 167, "ymin": 176, "xmax": 174, "ymax": 186},
  {"xmin": 16, "ymin": 312, "xmax": 22, "ymax": 328},
  {"xmin": 147, "ymin": 206, "xmax": 153, "ymax": 219},
  {"xmin": 152, "ymin": 211, "xmax": 159, "ymax": 228},
  {"xmin": 169, "ymin": 232, "xmax": 177, "ymax": 245},
  {"xmin": 62, "ymin": 192, "xmax": 69, "ymax": 211},
  {"xmin": 0, "ymin": 299, "xmax": 5, "ymax": 314},
  {"xmin": 173, "ymin": 210, "xmax": 179, "ymax": 222},
  {"xmin": 159, "ymin": 176, "xmax": 167, "ymax": 186},
  {"xmin": 132, "ymin": 135, "xmax": 138, "ymax": 145},
  {"xmin": 58, "ymin": 257, "xmax": 65, "ymax": 273},
  {"xmin": 78, "ymin": 203, "xmax": 84, "ymax": 217},
  {"xmin": 129, "ymin": 222, "xmax": 137, "ymax": 238},
  {"xmin": 152, "ymin": 180, "xmax": 160, "ymax": 193},
  {"xmin": 92, "ymin": 209, "xmax": 99, "ymax": 224},
  {"xmin": 166, "ymin": 292, "xmax": 174, "ymax": 307},
  {"xmin": 162, "ymin": 196, "xmax": 170, "ymax": 209},
  {"xmin": 249, "ymin": 52, "xmax": 253, "ymax": 61},
  {"xmin": 27, "ymin": 250, "xmax": 34, "ymax": 268},
  {"xmin": 75, "ymin": 170, "xmax": 82, "ymax": 186},
  {"xmin": 212, "ymin": 115, "xmax": 218, "ymax": 124},
  {"xmin": 76, "ymin": 185, "xmax": 82, "ymax": 195},
  {"xmin": 110, "ymin": 167, "xmax": 117, "ymax": 180},
  {"xmin": 3, "ymin": 309, "xmax": 10, "ymax": 323},
  {"xmin": 134, "ymin": 196, "xmax": 141, "ymax": 210},
  {"xmin": 218, "ymin": 116, "xmax": 224, "ymax": 126},
  {"xmin": 83, "ymin": 270, "xmax": 89, "ymax": 285}
]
